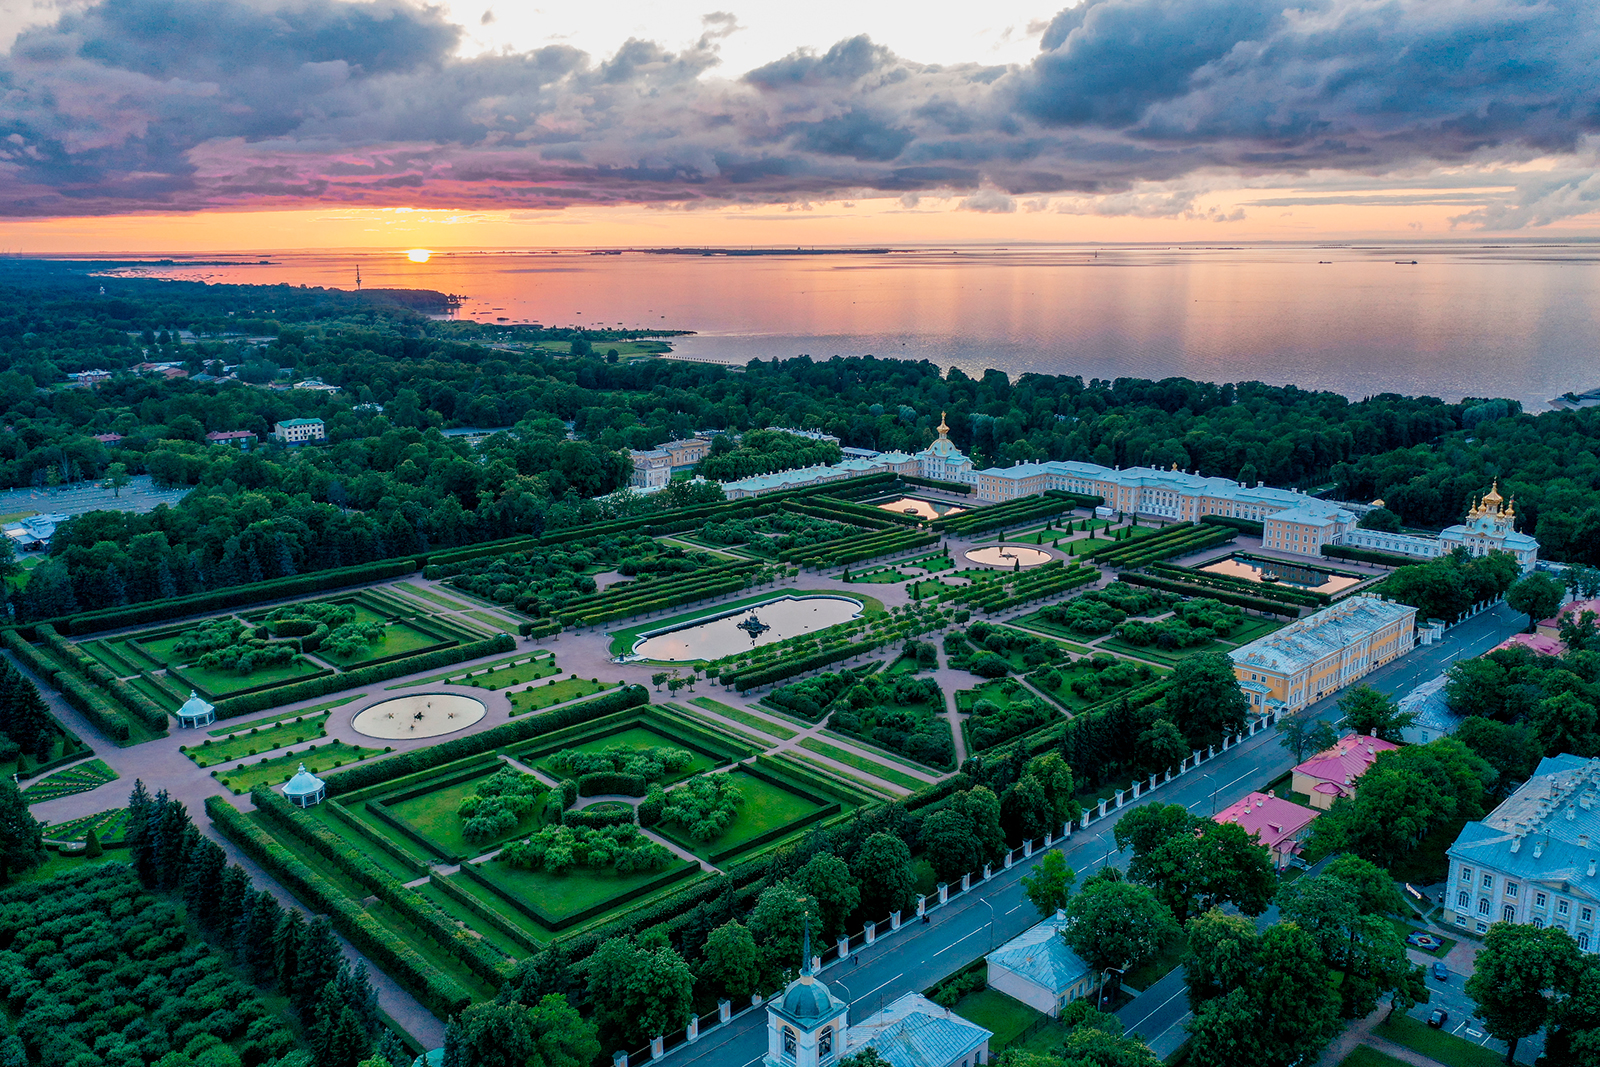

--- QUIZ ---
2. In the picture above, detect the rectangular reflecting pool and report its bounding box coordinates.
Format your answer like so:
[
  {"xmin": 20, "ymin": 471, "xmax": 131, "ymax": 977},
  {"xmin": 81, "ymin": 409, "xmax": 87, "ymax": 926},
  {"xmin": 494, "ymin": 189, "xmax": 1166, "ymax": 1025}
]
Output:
[
  {"xmin": 1199, "ymin": 554, "xmax": 1365, "ymax": 593},
  {"xmin": 875, "ymin": 496, "xmax": 966, "ymax": 520}
]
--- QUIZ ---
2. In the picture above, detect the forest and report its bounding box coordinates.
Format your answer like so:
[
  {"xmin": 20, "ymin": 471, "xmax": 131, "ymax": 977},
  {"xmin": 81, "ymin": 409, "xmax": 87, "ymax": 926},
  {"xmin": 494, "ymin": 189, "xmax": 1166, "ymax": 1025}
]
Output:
[{"xmin": 1, "ymin": 262, "xmax": 1597, "ymax": 626}]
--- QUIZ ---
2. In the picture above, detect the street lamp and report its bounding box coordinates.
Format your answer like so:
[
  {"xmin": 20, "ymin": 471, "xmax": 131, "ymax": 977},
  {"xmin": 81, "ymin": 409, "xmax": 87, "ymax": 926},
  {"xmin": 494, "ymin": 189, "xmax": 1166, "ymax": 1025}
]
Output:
[
  {"xmin": 978, "ymin": 897, "xmax": 997, "ymax": 952},
  {"xmin": 1094, "ymin": 831, "xmax": 1119, "ymax": 871},
  {"xmin": 1098, "ymin": 967, "xmax": 1124, "ymax": 1010}
]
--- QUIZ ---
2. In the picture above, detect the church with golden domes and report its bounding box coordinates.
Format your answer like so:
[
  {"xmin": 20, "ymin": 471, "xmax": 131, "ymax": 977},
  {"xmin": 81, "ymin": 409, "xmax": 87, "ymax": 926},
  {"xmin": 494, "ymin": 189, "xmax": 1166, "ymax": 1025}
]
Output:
[
  {"xmin": 911, "ymin": 413, "xmax": 976, "ymax": 485},
  {"xmin": 1437, "ymin": 480, "xmax": 1539, "ymax": 571}
]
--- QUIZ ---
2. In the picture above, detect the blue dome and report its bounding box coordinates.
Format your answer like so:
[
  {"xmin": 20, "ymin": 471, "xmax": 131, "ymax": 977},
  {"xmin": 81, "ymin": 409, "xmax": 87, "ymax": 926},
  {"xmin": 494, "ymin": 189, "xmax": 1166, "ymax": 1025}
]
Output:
[{"xmin": 781, "ymin": 978, "xmax": 837, "ymax": 1021}]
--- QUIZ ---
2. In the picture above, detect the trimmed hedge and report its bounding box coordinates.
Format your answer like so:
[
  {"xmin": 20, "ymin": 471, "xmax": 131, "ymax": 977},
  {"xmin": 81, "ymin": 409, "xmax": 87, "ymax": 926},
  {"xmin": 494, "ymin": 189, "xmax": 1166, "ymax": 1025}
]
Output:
[
  {"xmin": 563, "ymin": 806, "xmax": 637, "ymax": 829},
  {"xmin": 205, "ymin": 794, "xmax": 474, "ymax": 1018},
  {"xmin": 1322, "ymin": 543, "xmax": 1417, "ymax": 568},
  {"xmin": 1115, "ymin": 572, "xmax": 1304, "ymax": 617},
  {"xmin": 321, "ymin": 685, "xmax": 649, "ymax": 796},
  {"xmin": 723, "ymin": 638, "xmax": 881, "ymax": 691},
  {"xmin": 58, "ymin": 558, "xmax": 418, "ymax": 636},
  {"xmin": 519, "ymin": 620, "xmax": 562, "ymax": 638},
  {"xmin": 898, "ymin": 474, "xmax": 974, "ymax": 495},
  {"xmin": 1199, "ymin": 514, "xmax": 1266, "ymax": 537},
  {"xmin": 2, "ymin": 630, "xmax": 133, "ymax": 743},
  {"xmin": 251, "ymin": 786, "xmax": 511, "ymax": 987},
  {"xmin": 211, "ymin": 632, "xmax": 515, "ymax": 718},
  {"xmin": 577, "ymin": 772, "xmax": 649, "ymax": 797}
]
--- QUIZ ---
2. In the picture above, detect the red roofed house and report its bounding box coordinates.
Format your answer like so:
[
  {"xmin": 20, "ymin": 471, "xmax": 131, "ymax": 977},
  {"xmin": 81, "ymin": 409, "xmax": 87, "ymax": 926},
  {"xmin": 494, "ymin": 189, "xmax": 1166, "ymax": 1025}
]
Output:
[
  {"xmin": 1539, "ymin": 599, "xmax": 1600, "ymax": 642},
  {"xmin": 1493, "ymin": 632, "xmax": 1565, "ymax": 657},
  {"xmin": 92, "ymin": 433, "xmax": 123, "ymax": 447},
  {"xmin": 1292, "ymin": 732, "xmax": 1400, "ymax": 810},
  {"xmin": 205, "ymin": 430, "xmax": 258, "ymax": 450},
  {"xmin": 1214, "ymin": 791, "xmax": 1319, "ymax": 869}
]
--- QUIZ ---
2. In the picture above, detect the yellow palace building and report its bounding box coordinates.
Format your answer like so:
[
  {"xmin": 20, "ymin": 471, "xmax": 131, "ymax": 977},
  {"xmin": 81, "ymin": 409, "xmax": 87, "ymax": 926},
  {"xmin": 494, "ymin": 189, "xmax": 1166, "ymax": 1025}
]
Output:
[{"xmin": 1230, "ymin": 596, "xmax": 1418, "ymax": 716}]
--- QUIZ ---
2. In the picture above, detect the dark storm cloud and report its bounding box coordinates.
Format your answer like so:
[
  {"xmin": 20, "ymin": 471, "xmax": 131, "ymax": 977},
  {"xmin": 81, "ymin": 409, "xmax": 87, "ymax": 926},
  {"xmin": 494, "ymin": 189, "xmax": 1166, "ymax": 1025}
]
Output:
[{"xmin": 1, "ymin": 0, "xmax": 1598, "ymax": 221}]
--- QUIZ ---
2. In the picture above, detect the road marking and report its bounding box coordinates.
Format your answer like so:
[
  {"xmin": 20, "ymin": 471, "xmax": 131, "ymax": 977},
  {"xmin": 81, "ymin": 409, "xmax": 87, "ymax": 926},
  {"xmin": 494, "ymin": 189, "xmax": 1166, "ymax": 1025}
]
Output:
[
  {"xmin": 933, "ymin": 928, "xmax": 984, "ymax": 956},
  {"xmin": 853, "ymin": 972, "xmax": 904, "ymax": 1005},
  {"xmin": 1120, "ymin": 983, "xmax": 1188, "ymax": 1029},
  {"xmin": 1005, "ymin": 903, "xmax": 1026, "ymax": 915}
]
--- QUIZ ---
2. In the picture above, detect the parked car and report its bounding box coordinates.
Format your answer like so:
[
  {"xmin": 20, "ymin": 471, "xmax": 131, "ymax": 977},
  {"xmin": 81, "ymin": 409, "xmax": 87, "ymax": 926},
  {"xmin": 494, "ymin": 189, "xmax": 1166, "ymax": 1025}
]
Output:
[
  {"xmin": 1428, "ymin": 1009, "xmax": 1449, "ymax": 1029},
  {"xmin": 1433, "ymin": 961, "xmax": 1450, "ymax": 981}
]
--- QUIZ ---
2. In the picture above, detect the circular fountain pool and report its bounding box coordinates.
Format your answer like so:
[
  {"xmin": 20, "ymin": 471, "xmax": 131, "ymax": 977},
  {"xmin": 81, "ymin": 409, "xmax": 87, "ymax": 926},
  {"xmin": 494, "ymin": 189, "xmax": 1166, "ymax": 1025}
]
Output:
[
  {"xmin": 352, "ymin": 694, "xmax": 487, "ymax": 740},
  {"xmin": 964, "ymin": 545, "xmax": 1053, "ymax": 568},
  {"xmin": 632, "ymin": 595, "xmax": 863, "ymax": 661}
]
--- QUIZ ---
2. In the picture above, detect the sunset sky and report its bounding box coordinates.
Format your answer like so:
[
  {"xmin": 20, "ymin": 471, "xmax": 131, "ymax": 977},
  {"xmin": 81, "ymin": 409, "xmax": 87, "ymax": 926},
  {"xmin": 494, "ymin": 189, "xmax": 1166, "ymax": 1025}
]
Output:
[{"xmin": 3, "ymin": 0, "xmax": 1598, "ymax": 252}]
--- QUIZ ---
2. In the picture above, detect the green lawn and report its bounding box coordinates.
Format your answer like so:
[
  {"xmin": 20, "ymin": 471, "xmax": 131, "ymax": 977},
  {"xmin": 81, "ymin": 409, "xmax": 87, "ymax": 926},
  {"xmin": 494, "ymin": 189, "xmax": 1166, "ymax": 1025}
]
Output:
[
  {"xmin": 1006, "ymin": 610, "xmax": 1101, "ymax": 649},
  {"xmin": 385, "ymin": 770, "xmax": 545, "ymax": 857},
  {"xmin": 949, "ymin": 989, "xmax": 1047, "ymax": 1048},
  {"xmin": 1097, "ymin": 636, "xmax": 1226, "ymax": 668},
  {"xmin": 457, "ymin": 655, "xmax": 559, "ymax": 692},
  {"xmin": 688, "ymin": 697, "xmax": 797, "ymax": 740},
  {"xmin": 656, "ymin": 769, "xmax": 829, "ymax": 859},
  {"xmin": 210, "ymin": 694, "xmax": 365, "ymax": 735},
  {"xmin": 302, "ymin": 804, "xmax": 428, "ymax": 881},
  {"xmin": 798, "ymin": 738, "xmax": 929, "ymax": 791},
  {"xmin": 1374, "ymin": 1015, "xmax": 1506, "ymax": 1067},
  {"xmin": 23, "ymin": 759, "xmax": 118, "ymax": 803},
  {"xmin": 464, "ymin": 857, "xmax": 697, "ymax": 924},
  {"xmin": 185, "ymin": 713, "xmax": 331, "ymax": 768},
  {"xmin": 391, "ymin": 651, "xmax": 550, "ymax": 689},
  {"xmin": 172, "ymin": 656, "xmax": 327, "ymax": 699},
  {"xmin": 217, "ymin": 741, "xmax": 384, "ymax": 793},
  {"xmin": 530, "ymin": 725, "xmax": 716, "ymax": 783},
  {"xmin": 43, "ymin": 807, "xmax": 130, "ymax": 845},
  {"xmin": 508, "ymin": 677, "xmax": 619, "ymax": 716},
  {"xmin": 393, "ymin": 585, "xmax": 473, "ymax": 611},
  {"xmin": 316, "ymin": 620, "xmax": 446, "ymax": 668},
  {"xmin": 1028, "ymin": 658, "xmax": 1162, "ymax": 713}
]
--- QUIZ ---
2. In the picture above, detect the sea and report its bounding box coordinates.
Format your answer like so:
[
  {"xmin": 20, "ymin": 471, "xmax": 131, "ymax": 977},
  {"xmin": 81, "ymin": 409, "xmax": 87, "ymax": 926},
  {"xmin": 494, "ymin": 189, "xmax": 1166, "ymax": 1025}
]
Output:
[{"xmin": 110, "ymin": 242, "xmax": 1600, "ymax": 409}]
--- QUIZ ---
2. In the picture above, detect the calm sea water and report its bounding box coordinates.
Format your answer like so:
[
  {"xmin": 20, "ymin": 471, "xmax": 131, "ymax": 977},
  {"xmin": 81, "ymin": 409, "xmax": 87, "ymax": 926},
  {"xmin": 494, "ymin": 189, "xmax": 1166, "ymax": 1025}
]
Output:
[{"xmin": 119, "ymin": 243, "xmax": 1600, "ymax": 407}]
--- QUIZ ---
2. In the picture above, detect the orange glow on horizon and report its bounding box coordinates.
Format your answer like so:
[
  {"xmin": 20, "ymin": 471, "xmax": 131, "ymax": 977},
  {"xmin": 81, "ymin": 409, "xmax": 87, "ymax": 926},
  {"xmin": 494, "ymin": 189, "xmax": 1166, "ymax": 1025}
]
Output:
[{"xmin": 2, "ymin": 189, "xmax": 1598, "ymax": 254}]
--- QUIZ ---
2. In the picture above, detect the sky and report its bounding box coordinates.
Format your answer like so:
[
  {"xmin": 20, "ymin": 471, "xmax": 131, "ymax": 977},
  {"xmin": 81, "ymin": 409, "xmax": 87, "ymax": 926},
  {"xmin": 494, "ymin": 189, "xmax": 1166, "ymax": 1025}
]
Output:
[{"xmin": 2, "ymin": 0, "xmax": 1599, "ymax": 251}]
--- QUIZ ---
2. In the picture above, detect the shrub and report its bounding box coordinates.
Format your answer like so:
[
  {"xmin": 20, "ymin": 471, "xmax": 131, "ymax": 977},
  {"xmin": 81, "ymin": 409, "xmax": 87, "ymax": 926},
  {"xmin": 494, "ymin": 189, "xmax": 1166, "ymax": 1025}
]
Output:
[
  {"xmin": 661, "ymin": 775, "xmax": 744, "ymax": 841},
  {"xmin": 500, "ymin": 824, "xmax": 671, "ymax": 874}
]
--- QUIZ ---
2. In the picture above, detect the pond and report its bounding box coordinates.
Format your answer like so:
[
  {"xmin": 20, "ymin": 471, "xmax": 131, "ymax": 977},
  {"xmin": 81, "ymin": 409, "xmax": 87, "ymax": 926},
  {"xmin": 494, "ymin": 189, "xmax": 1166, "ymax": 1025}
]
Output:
[
  {"xmin": 352, "ymin": 693, "xmax": 487, "ymax": 739},
  {"xmin": 964, "ymin": 545, "xmax": 1054, "ymax": 568},
  {"xmin": 1199, "ymin": 554, "xmax": 1364, "ymax": 593},
  {"xmin": 875, "ymin": 496, "xmax": 966, "ymax": 520},
  {"xmin": 631, "ymin": 595, "xmax": 864, "ymax": 661}
]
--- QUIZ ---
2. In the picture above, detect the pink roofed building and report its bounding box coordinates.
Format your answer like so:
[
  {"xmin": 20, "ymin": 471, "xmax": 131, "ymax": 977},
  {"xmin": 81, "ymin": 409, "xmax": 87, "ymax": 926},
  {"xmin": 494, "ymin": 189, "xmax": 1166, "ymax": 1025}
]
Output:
[
  {"xmin": 1539, "ymin": 599, "xmax": 1600, "ymax": 641},
  {"xmin": 1292, "ymin": 732, "xmax": 1401, "ymax": 810},
  {"xmin": 1493, "ymin": 632, "xmax": 1565, "ymax": 657},
  {"xmin": 1214, "ymin": 791, "xmax": 1320, "ymax": 869}
]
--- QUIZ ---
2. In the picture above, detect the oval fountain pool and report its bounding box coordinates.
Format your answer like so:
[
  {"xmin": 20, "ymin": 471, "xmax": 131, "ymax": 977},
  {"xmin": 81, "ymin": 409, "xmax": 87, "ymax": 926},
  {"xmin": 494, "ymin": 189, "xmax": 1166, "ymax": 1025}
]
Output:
[
  {"xmin": 964, "ymin": 545, "xmax": 1053, "ymax": 568},
  {"xmin": 632, "ymin": 595, "xmax": 863, "ymax": 661},
  {"xmin": 352, "ymin": 694, "xmax": 487, "ymax": 740}
]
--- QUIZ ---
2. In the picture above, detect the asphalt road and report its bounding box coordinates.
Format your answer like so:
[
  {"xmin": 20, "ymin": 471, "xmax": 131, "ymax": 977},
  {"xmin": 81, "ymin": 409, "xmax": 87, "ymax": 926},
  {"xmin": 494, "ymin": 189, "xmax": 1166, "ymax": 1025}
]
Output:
[{"xmin": 659, "ymin": 601, "xmax": 1526, "ymax": 1067}]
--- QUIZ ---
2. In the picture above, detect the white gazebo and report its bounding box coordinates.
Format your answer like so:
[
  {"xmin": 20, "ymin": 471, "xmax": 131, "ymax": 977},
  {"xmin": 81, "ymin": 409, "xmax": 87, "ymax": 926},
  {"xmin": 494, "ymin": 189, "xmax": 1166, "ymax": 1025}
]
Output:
[
  {"xmin": 176, "ymin": 690, "xmax": 215, "ymax": 729},
  {"xmin": 283, "ymin": 764, "xmax": 326, "ymax": 808}
]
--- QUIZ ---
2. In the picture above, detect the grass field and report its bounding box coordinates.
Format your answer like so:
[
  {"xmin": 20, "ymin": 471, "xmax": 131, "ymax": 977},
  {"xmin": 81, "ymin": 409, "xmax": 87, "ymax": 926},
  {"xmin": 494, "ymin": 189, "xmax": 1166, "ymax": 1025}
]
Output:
[
  {"xmin": 1373, "ymin": 1015, "xmax": 1505, "ymax": 1067},
  {"xmin": 688, "ymin": 697, "xmax": 797, "ymax": 739},
  {"xmin": 459, "ymin": 655, "xmax": 560, "ymax": 691},
  {"xmin": 315, "ymin": 620, "xmax": 446, "ymax": 668},
  {"xmin": 173, "ymin": 656, "xmax": 327, "ymax": 698},
  {"xmin": 657, "ymin": 769, "xmax": 829, "ymax": 860},
  {"xmin": 23, "ymin": 759, "xmax": 118, "ymax": 803},
  {"xmin": 392, "ymin": 651, "xmax": 548, "ymax": 689},
  {"xmin": 393, "ymin": 584, "xmax": 473, "ymax": 611},
  {"xmin": 44, "ymin": 807, "xmax": 130, "ymax": 845},
  {"xmin": 1096, "ymin": 636, "xmax": 1226, "ymax": 668},
  {"xmin": 797, "ymin": 738, "xmax": 929, "ymax": 791},
  {"xmin": 386, "ymin": 769, "xmax": 546, "ymax": 857},
  {"xmin": 949, "ymin": 989, "xmax": 1050, "ymax": 1049},
  {"xmin": 464, "ymin": 856, "xmax": 697, "ymax": 924},
  {"xmin": 508, "ymin": 677, "xmax": 618, "ymax": 715},
  {"xmin": 186, "ymin": 713, "xmax": 331, "ymax": 767},
  {"xmin": 217, "ymin": 741, "xmax": 383, "ymax": 793},
  {"xmin": 211, "ymin": 695, "xmax": 365, "ymax": 734}
]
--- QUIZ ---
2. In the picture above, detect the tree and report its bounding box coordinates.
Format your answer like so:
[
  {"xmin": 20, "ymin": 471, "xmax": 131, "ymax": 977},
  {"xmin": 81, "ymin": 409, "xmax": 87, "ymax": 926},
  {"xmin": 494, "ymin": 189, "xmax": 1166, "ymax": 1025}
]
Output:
[
  {"xmin": 839, "ymin": 1049, "xmax": 892, "ymax": 1067},
  {"xmin": 1466, "ymin": 923, "xmax": 1582, "ymax": 1064},
  {"xmin": 103, "ymin": 461, "xmax": 130, "ymax": 497},
  {"xmin": 453, "ymin": 995, "xmax": 597, "ymax": 1067},
  {"xmin": 586, "ymin": 939, "xmax": 694, "ymax": 1048},
  {"xmin": 700, "ymin": 922, "xmax": 761, "ymax": 1001},
  {"xmin": 1336, "ymin": 685, "xmax": 1414, "ymax": 743},
  {"xmin": 1275, "ymin": 866, "xmax": 1420, "ymax": 1019},
  {"xmin": 749, "ymin": 882, "xmax": 818, "ymax": 982},
  {"xmin": 1183, "ymin": 910, "xmax": 1259, "ymax": 1011},
  {"xmin": 1456, "ymin": 717, "xmax": 1539, "ymax": 796},
  {"xmin": 1163, "ymin": 654, "xmax": 1248, "ymax": 749},
  {"xmin": 1137, "ymin": 718, "xmax": 1190, "ymax": 773},
  {"xmin": 851, "ymin": 833, "xmax": 917, "ymax": 917},
  {"xmin": 1128, "ymin": 820, "xmax": 1276, "ymax": 922},
  {"xmin": 0, "ymin": 781, "xmax": 46, "ymax": 882},
  {"xmin": 1507, "ymin": 572, "xmax": 1566, "ymax": 632},
  {"xmin": 1186, "ymin": 923, "xmax": 1341, "ymax": 1067},
  {"xmin": 1021, "ymin": 849, "xmax": 1077, "ymax": 917},
  {"xmin": 1359, "ymin": 507, "xmax": 1402, "ymax": 532},
  {"xmin": 1062, "ymin": 880, "xmax": 1180, "ymax": 981},
  {"xmin": 1276, "ymin": 712, "xmax": 1337, "ymax": 763},
  {"xmin": 792, "ymin": 853, "xmax": 861, "ymax": 939},
  {"xmin": 1026, "ymin": 751, "xmax": 1081, "ymax": 826}
]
